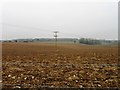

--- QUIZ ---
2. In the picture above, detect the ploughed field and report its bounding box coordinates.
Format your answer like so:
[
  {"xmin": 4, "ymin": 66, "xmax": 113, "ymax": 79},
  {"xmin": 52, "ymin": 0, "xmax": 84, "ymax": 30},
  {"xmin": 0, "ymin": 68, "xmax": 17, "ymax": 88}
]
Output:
[{"xmin": 2, "ymin": 43, "xmax": 119, "ymax": 88}]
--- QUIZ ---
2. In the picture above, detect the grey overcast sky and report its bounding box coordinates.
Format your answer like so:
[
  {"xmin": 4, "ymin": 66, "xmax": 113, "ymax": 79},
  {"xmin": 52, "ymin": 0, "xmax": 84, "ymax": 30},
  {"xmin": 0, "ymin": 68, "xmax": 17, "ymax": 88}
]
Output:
[{"xmin": 0, "ymin": 0, "xmax": 119, "ymax": 40}]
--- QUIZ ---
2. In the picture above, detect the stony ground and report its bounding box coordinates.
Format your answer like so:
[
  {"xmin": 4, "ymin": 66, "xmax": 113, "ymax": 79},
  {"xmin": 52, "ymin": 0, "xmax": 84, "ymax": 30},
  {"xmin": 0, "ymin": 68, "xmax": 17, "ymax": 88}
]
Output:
[{"xmin": 2, "ymin": 43, "xmax": 119, "ymax": 88}]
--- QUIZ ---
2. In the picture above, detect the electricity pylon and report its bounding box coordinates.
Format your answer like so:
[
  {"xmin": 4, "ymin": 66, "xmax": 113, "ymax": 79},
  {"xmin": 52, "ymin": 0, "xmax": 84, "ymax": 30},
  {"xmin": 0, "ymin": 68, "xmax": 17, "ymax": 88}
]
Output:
[{"xmin": 53, "ymin": 31, "xmax": 59, "ymax": 51}]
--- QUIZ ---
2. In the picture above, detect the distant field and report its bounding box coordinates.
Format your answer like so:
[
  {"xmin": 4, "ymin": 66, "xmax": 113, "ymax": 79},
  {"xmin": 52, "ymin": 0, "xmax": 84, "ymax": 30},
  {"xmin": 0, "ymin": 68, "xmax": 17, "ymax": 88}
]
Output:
[{"xmin": 2, "ymin": 42, "xmax": 119, "ymax": 88}]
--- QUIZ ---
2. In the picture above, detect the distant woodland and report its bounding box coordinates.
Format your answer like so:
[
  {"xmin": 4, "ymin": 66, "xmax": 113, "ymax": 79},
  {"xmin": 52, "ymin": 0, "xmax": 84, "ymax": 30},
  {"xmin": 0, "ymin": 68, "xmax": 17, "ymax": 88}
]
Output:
[{"xmin": 1, "ymin": 38, "xmax": 118, "ymax": 45}]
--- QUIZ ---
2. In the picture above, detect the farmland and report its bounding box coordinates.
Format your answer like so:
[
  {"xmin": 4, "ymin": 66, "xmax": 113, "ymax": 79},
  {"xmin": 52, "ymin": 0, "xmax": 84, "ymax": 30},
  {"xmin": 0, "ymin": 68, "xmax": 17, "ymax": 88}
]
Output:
[{"xmin": 2, "ymin": 42, "xmax": 119, "ymax": 88}]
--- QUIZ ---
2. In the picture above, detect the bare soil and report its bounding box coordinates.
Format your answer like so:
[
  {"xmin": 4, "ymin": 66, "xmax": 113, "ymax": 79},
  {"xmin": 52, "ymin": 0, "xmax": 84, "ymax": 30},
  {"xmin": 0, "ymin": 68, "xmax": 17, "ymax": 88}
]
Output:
[{"xmin": 2, "ymin": 43, "xmax": 119, "ymax": 88}]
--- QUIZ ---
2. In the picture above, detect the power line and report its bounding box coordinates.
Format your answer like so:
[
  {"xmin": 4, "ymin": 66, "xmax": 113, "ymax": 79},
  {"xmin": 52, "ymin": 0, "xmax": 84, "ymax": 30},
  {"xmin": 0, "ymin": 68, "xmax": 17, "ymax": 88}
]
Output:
[
  {"xmin": 2, "ymin": 23, "xmax": 52, "ymax": 32},
  {"xmin": 1, "ymin": 23, "xmax": 81, "ymax": 39}
]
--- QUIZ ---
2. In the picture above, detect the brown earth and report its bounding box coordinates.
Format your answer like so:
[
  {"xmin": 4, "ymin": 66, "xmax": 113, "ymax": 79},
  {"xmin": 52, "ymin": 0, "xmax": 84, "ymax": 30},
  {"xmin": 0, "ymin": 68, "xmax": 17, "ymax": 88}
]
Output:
[{"xmin": 2, "ymin": 42, "xmax": 119, "ymax": 88}]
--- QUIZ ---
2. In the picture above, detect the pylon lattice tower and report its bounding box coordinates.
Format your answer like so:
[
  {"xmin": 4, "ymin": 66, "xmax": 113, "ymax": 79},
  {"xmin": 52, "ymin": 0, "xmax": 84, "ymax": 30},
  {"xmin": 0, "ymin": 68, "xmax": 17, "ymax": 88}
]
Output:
[{"xmin": 53, "ymin": 31, "xmax": 59, "ymax": 51}]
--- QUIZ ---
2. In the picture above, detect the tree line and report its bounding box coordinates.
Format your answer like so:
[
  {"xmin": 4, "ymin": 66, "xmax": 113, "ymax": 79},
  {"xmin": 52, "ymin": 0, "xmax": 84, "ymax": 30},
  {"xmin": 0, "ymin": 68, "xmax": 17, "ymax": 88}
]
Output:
[{"xmin": 78, "ymin": 38, "xmax": 117, "ymax": 45}]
